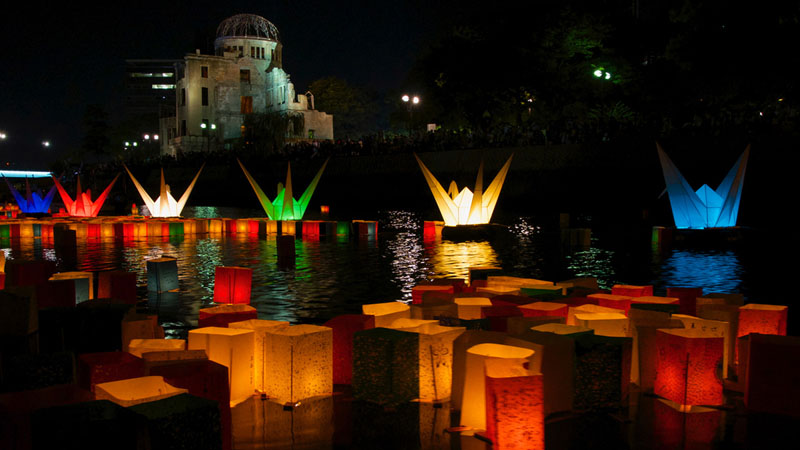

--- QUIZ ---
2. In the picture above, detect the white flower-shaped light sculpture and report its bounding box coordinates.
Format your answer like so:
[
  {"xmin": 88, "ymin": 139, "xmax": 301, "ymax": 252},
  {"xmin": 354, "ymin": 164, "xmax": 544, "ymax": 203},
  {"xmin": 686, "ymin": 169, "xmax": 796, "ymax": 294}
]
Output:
[{"xmin": 124, "ymin": 164, "xmax": 204, "ymax": 217}]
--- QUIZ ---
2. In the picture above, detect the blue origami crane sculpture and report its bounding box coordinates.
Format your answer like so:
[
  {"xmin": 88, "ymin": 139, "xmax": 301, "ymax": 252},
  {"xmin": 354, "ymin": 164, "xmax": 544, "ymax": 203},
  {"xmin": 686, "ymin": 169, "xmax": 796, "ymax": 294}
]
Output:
[
  {"xmin": 657, "ymin": 143, "xmax": 749, "ymax": 229},
  {"xmin": 4, "ymin": 177, "xmax": 57, "ymax": 213}
]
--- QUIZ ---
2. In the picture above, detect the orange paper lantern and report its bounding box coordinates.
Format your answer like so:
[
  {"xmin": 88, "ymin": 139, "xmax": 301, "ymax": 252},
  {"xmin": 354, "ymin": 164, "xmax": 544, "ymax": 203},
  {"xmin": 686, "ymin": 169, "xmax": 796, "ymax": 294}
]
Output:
[
  {"xmin": 322, "ymin": 314, "xmax": 375, "ymax": 385},
  {"xmin": 484, "ymin": 358, "xmax": 544, "ymax": 450},
  {"xmin": 362, "ymin": 302, "xmax": 410, "ymax": 328},
  {"xmin": 611, "ymin": 284, "xmax": 653, "ymax": 297},
  {"xmin": 654, "ymin": 328, "xmax": 723, "ymax": 407},
  {"xmin": 95, "ymin": 375, "xmax": 187, "ymax": 407},
  {"xmin": 188, "ymin": 326, "xmax": 255, "ymax": 406},
  {"xmin": 198, "ymin": 304, "xmax": 258, "ymax": 328},
  {"xmin": 519, "ymin": 301, "xmax": 568, "ymax": 318},
  {"xmin": 590, "ymin": 294, "xmax": 634, "ymax": 316}
]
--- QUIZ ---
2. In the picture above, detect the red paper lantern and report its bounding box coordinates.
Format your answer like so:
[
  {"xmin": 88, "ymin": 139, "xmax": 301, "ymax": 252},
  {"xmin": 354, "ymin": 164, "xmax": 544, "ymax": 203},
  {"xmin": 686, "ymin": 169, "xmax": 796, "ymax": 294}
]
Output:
[
  {"xmin": 655, "ymin": 328, "xmax": 723, "ymax": 406},
  {"xmin": 744, "ymin": 334, "xmax": 800, "ymax": 416},
  {"xmin": 213, "ymin": 266, "xmax": 253, "ymax": 304},
  {"xmin": 590, "ymin": 294, "xmax": 634, "ymax": 316},
  {"xmin": 77, "ymin": 352, "xmax": 145, "ymax": 392},
  {"xmin": 322, "ymin": 314, "xmax": 376, "ymax": 385},
  {"xmin": 484, "ymin": 358, "xmax": 544, "ymax": 450},
  {"xmin": 35, "ymin": 279, "xmax": 76, "ymax": 309},
  {"xmin": 481, "ymin": 305, "xmax": 523, "ymax": 332},
  {"xmin": 611, "ymin": 284, "xmax": 653, "ymax": 297},
  {"xmin": 97, "ymin": 270, "xmax": 137, "ymax": 304},
  {"xmin": 198, "ymin": 304, "xmax": 258, "ymax": 328},
  {"xmin": 666, "ymin": 287, "xmax": 703, "ymax": 316},
  {"xmin": 654, "ymin": 399, "xmax": 721, "ymax": 447},
  {"xmin": 738, "ymin": 304, "xmax": 787, "ymax": 338},
  {"xmin": 519, "ymin": 301, "xmax": 568, "ymax": 318},
  {"xmin": 411, "ymin": 284, "xmax": 454, "ymax": 304}
]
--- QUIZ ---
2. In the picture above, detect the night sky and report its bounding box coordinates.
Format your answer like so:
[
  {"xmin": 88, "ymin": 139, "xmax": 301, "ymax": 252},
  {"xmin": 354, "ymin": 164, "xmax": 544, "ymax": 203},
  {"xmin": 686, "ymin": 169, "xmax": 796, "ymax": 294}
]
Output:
[{"xmin": 0, "ymin": 0, "xmax": 433, "ymax": 168}]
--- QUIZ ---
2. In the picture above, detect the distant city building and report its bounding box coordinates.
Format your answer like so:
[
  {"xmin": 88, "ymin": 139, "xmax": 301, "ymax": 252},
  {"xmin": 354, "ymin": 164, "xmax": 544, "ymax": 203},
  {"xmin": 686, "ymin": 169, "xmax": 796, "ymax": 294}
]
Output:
[
  {"xmin": 161, "ymin": 14, "xmax": 333, "ymax": 156},
  {"xmin": 124, "ymin": 59, "xmax": 180, "ymax": 137}
]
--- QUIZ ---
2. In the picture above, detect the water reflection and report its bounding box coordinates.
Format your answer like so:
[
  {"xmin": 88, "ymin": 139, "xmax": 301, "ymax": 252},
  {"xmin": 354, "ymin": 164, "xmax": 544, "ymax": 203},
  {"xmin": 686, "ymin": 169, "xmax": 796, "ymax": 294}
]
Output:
[
  {"xmin": 426, "ymin": 240, "xmax": 499, "ymax": 281},
  {"xmin": 657, "ymin": 249, "xmax": 742, "ymax": 293},
  {"xmin": 565, "ymin": 243, "xmax": 617, "ymax": 289}
]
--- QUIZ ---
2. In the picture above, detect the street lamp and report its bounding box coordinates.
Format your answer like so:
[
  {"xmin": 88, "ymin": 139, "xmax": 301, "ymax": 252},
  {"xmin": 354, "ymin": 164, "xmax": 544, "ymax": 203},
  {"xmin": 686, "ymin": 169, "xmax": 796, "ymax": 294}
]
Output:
[
  {"xmin": 0, "ymin": 132, "xmax": 7, "ymax": 140},
  {"xmin": 401, "ymin": 94, "xmax": 421, "ymax": 134},
  {"xmin": 42, "ymin": 140, "xmax": 51, "ymax": 148}
]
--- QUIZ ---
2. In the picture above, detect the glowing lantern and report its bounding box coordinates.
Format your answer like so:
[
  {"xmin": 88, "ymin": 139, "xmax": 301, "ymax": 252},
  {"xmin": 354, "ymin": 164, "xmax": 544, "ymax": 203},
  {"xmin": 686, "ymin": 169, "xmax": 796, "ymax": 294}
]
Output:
[
  {"xmin": 590, "ymin": 294, "xmax": 634, "ymax": 316},
  {"xmin": 198, "ymin": 304, "xmax": 257, "ymax": 328},
  {"xmin": 484, "ymin": 358, "xmax": 544, "ymax": 450},
  {"xmin": 487, "ymin": 275, "xmax": 552, "ymax": 290},
  {"xmin": 3, "ymin": 177, "xmax": 56, "ymax": 213},
  {"xmin": 519, "ymin": 301, "xmax": 568, "ymax": 318},
  {"xmin": 697, "ymin": 304, "xmax": 739, "ymax": 375},
  {"xmin": 666, "ymin": 287, "xmax": 703, "ymax": 316},
  {"xmin": 188, "ymin": 326, "xmax": 255, "ymax": 406},
  {"xmin": 521, "ymin": 327, "xmax": 583, "ymax": 416},
  {"xmin": 49, "ymin": 271, "xmax": 93, "ymax": 304},
  {"xmin": 476, "ymin": 285, "xmax": 520, "ymax": 296},
  {"xmin": 574, "ymin": 312, "xmax": 630, "ymax": 337},
  {"xmin": 631, "ymin": 295, "xmax": 680, "ymax": 314},
  {"xmin": 481, "ymin": 305, "xmax": 523, "ymax": 332},
  {"xmin": 519, "ymin": 284, "xmax": 565, "ymax": 300},
  {"xmin": 261, "ymin": 324, "xmax": 332, "ymax": 404},
  {"xmin": 654, "ymin": 328, "xmax": 723, "ymax": 406},
  {"xmin": 654, "ymin": 399, "xmax": 721, "ymax": 447},
  {"xmin": 699, "ymin": 292, "xmax": 744, "ymax": 306},
  {"xmin": 629, "ymin": 309, "xmax": 684, "ymax": 391},
  {"xmin": 388, "ymin": 320, "xmax": 466, "ymax": 401},
  {"xmin": 352, "ymin": 220, "xmax": 377, "ymax": 237},
  {"xmin": 127, "ymin": 338, "xmax": 186, "ymax": 358},
  {"xmin": 77, "ymin": 351, "xmax": 145, "ymax": 392},
  {"xmin": 213, "ymin": 266, "xmax": 253, "ymax": 304},
  {"xmin": 566, "ymin": 304, "xmax": 620, "ymax": 325},
  {"xmin": 414, "ymin": 153, "xmax": 513, "ymax": 226},
  {"xmin": 51, "ymin": 174, "xmax": 119, "ymax": 217},
  {"xmin": 573, "ymin": 334, "xmax": 632, "ymax": 410},
  {"xmin": 146, "ymin": 256, "xmax": 178, "ymax": 293},
  {"xmin": 95, "ymin": 375, "xmax": 187, "ymax": 407},
  {"xmin": 124, "ymin": 164, "xmax": 204, "ymax": 217},
  {"xmin": 460, "ymin": 343, "xmax": 535, "ymax": 431},
  {"xmin": 744, "ymin": 334, "xmax": 800, "ymax": 416},
  {"xmin": 410, "ymin": 302, "xmax": 458, "ymax": 321},
  {"xmin": 322, "ymin": 314, "xmax": 375, "ymax": 385},
  {"xmin": 353, "ymin": 327, "xmax": 420, "ymax": 404},
  {"xmin": 455, "ymin": 297, "xmax": 494, "ymax": 320},
  {"xmin": 142, "ymin": 350, "xmax": 208, "ymax": 373},
  {"xmin": 673, "ymin": 314, "xmax": 730, "ymax": 379},
  {"xmin": 150, "ymin": 359, "xmax": 232, "ymax": 450},
  {"xmin": 738, "ymin": 303, "xmax": 787, "ymax": 338},
  {"xmin": 238, "ymin": 158, "xmax": 329, "ymax": 221},
  {"xmin": 121, "ymin": 312, "xmax": 164, "ymax": 352},
  {"xmin": 228, "ymin": 319, "xmax": 290, "ymax": 392},
  {"xmin": 531, "ymin": 323, "xmax": 593, "ymax": 337},
  {"xmin": 362, "ymin": 301, "xmax": 411, "ymax": 328},
  {"xmin": 97, "ymin": 270, "xmax": 137, "ymax": 304},
  {"xmin": 611, "ymin": 284, "xmax": 653, "ymax": 297},
  {"xmin": 411, "ymin": 284, "xmax": 454, "ymax": 304}
]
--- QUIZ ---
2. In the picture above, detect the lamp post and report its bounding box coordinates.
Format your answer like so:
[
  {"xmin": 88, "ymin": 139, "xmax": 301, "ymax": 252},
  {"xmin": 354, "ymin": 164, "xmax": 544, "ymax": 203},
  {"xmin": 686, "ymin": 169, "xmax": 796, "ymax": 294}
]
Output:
[{"xmin": 401, "ymin": 94, "xmax": 420, "ymax": 135}]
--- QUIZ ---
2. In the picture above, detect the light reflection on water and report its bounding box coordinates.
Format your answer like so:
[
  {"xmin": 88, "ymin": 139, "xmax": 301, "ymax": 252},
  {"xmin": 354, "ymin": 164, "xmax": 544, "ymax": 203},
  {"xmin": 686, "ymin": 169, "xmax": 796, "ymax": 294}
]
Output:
[{"xmin": 0, "ymin": 210, "xmax": 753, "ymax": 333}]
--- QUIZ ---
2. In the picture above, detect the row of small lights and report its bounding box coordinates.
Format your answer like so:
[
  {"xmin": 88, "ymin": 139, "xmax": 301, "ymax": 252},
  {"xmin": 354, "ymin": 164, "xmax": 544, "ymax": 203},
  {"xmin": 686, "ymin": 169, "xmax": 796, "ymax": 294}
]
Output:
[{"xmin": 124, "ymin": 133, "xmax": 160, "ymax": 148}]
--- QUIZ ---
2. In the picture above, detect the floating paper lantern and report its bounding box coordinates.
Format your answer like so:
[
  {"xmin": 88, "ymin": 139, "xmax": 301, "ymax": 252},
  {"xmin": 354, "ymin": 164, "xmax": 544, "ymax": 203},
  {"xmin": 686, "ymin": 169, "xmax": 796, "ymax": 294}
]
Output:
[
  {"xmin": 322, "ymin": 314, "xmax": 375, "ymax": 385},
  {"xmin": 631, "ymin": 295, "xmax": 680, "ymax": 314},
  {"xmin": 566, "ymin": 304, "xmax": 620, "ymax": 326},
  {"xmin": 4, "ymin": 259, "xmax": 56, "ymax": 288},
  {"xmin": 95, "ymin": 375, "xmax": 187, "ymax": 407},
  {"xmin": 574, "ymin": 312, "xmax": 630, "ymax": 337},
  {"xmin": 484, "ymin": 358, "xmax": 544, "ymax": 450},
  {"xmin": 362, "ymin": 301, "xmax": 411, "ymax": 328},
  {"xmin": 697, "ymin": 304, "xmax": 739, "ymax": 375},
  {"xmin": 50, "ymin": 271, "xmax": 93, "ymax": 304},
  {"xmin": 519, "ymin": 284, "xmax": 565, "ymax": 300},
  {"xmin": 411, "ymin": 284, "xmax": 454, "ymax": 304},
  {"xmin": 590, "ymin": 294, "xmax": 634, "ymax": 316},
  {"xmin": 573, "ymin": 334, "xmax": 632, "ymax": 410},
  {"xmin": 461, "ymin": 343, "xmax": 535, "ymax": 431},
  {"xmin": 121, "ymin": 312, "xmax": 164, "ymax": 352},
  {"xmin": 213, "ymin": 266, "xmax": 253, "ymax": 304},
  {"xmin": 611, "ymin": 284, "xmax": 653, "ymax": 297},
  {"xmin": 262, "ymin": 324, "xmax": 332, "ymax": 404},
  {"xmin": 127, "ymin": 338, "xmax": 186, "ymax": 358},
  {"xmin": 530, "ymin": 323, "xmax": 594, "ymax": 337},
  {"xmin": 77, "ymin": 352, "xmax": 145, "ymax": 392},
  {"xmin": 228, "ymin": 319, "xmax": 290, "ymax": 392},
  {"xmin": 51, "ymin": 174, "xmax": 119, "ymax": 217},
  {"xmin": 188, "ymin": 326, "xmax": 255, "ymax": 406},
  {"xmin": 657, "ymin": 143, "xmax": 749, "ymax": 229},
  {"xmin": 629, "ymin": 309, "xmax": 684, "ymax": 391},
  {"xmin": 146, "ymin": 256, "xmax": 179, "ymax": 292},
  {"xmin": 519, "ymin": 301, "xmax": 568, "ymax": 318},
  {"xmin": 505, "ymin": 316, "xmax": 565, "ymax": 336},
  {"xmin": 738, "ymin": 303, "xmax": 788, "ymax": 338},
  {"xmin": 653, "ymin": 399, "xmax": 721, "ymax": 448},
  {"xmin": 238, "ymin": 158, "xmax": 329, "ymax": 221},
  {"xmin": 520, "ymin": 327, "xmax": 583, "ymax": 416},
  {"xmin": 414, "ymin": 153, "xmax": 513, "ymax": 226},
  {"xmin": 666, "ymin": 287, "xmax": 703, "ymax": 316},
  {"xmin": 35, "ymin": 279, "xmax": 76, "ymax": 309},
  {"xmin": 455, "ymin": 297, "xmax": 494, "ymax": 320},
  {"xmin": 128, "ymin": 393, "xmax": 223, "ymax": 450},
  {"xmin": 97, "ymin": 270, "xmax": 137, "ymax": 304},
  {"xmin": 673, "ymin": 314, "xmax": 730, "ymax": 379},
  {"xmin": 410, "ymin": 302, "xmax": 458, "ymax": 321},
  {"xmin": 744, "ymin": 334, "xmax": 800, "ymax": 416},
  {"xmin": 654, "ymin": 328, "xmax": 723, "ymax": 407},
  {"xmin": 481, "ymin": 305, "xmax": 523, "ymax": 332},
  {"xmin": 353, "ymin": 327, "xmax": 420, "ymax": 405},
  {"xmin": 124, "ymin": 164, "xmax": 204, "ymax": 217},
  {"xmin": 388, "ymin": 320, "xmax": 466, "ymax": 401},
  {"xmin": 142, "ymin": 350, "xmax": 208, "ymax": 373},
  {"xmin": 699, "ymin": 292, "xmax": 744, "ymax": 306},
  {"xmin": 490, "ymin": 294, "xmax": 537, "ymax": 306},
  {"xmin": 198, "ymin": 304, "xmax": 258, "ymax": 328},
  {"xmin": 487, "ymin": 276, "xmax": 552, "ymax": 290}
]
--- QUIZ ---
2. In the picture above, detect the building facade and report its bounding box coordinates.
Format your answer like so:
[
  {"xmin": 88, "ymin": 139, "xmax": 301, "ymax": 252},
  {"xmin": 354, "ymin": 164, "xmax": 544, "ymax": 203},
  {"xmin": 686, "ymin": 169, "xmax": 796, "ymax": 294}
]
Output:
[{"xmin": 162, "ymin": 14, "xmax": 333, "ymax": 156}]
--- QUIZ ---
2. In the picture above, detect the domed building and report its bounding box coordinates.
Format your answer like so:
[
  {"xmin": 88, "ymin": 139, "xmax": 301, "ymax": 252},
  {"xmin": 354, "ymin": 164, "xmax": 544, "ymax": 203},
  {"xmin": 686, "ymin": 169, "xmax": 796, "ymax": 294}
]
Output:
[{"xmin": 162, "ymin": 14, "xmax": 333, "ymax": 156}]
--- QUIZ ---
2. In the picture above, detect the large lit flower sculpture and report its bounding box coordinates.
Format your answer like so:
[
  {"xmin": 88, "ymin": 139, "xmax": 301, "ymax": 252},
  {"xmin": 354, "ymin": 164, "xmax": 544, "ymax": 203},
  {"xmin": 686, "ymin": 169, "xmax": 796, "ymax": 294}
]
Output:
[
  {"xmin": 414, "ymin": 153, "xmax": 513, "ymax": 226},
  {"xmin": 657, "ymin": 144, "xmax": 749, "ymax": 229},
  {"xmin": 4, "ymin": 177, "xmax": 56, "ymax": 213},
  {"xmin": 237, "ymin": 158, "xmax": 328, "ymax": 221},
  {"xmin": 124, "ymin": 164, "xmax": 204, "ymax": 217},
  {"xmin": 51, "ymin": 174, "xmax": 119, "ymax": 217}
]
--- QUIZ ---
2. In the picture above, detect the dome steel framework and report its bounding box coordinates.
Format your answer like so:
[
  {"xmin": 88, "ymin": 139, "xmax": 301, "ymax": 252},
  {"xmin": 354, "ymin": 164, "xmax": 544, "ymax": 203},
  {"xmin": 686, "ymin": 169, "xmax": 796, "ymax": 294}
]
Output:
[{"xmin": 216, "ymin": 14, "xmax": 280, "ymax": 42}]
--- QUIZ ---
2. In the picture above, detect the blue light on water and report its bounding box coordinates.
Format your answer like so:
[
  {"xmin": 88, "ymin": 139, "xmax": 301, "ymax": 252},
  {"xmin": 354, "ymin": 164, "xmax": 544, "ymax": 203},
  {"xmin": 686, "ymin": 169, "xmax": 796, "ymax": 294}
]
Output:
[{"xmin": 658, "ymin": 249, "xmax": 743, "ymax": 294}]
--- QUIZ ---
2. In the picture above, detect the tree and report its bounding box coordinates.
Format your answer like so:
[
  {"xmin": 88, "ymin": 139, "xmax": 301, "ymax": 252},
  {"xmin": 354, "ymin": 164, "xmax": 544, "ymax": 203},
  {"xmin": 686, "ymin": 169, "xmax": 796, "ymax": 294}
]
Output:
[
  {"xmin": 81, "ymin": 104, "xmax": 111, "ymax": 157},
  {"xmin": 308, "ymin": 77, "xmax": 379, "ymax": 139}
]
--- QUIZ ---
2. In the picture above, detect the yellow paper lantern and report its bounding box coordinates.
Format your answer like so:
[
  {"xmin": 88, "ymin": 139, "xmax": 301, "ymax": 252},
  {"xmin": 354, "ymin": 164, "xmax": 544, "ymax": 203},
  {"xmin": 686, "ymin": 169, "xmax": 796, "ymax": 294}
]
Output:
[
  {"xmin": 228, "ymin": 319, "xmax": 290, "ymax": 393},
  {"xmin": 566, "ymin": 304, "xmax": 621, "ymax": 325},
  {"xmin": 476, "ymin": 285, "xmax": 520, "ymax": 296},
  {"xmin": 362, "ymin": 302, "xmax": 411, "ymax": 328},
  {"xmin": 95, "ymin": 375, "xmax": 187, "ymax": 407},
  {"xmin": 574, "ymin": 312, "xmax": 630, "ymax": 337},
  {"xmin": 188, "ymin": 326, "xmax": 255, "ymax": 406},
  {"xmin": 121, "ymin": 312, "xmax": 164, "ymax": 352},
  {"xmin": 530, "ymin": 323, "xmax": 593, "ymax": 336},
  {"xmin": 460, "ymin": 343, "xmax": 535, "ymax": 431},
  {"xmin": 127, "ymin": 338, "xmax": 186, "ymax": 358},
  {"xmin": 388, "ymin": 319, "xmax": 466, "ymax": 401},
  {"xmin": 455, "ymin": 297, "xmax": 494, "ymax": 320},
  {"xmin": 262, "ymin": 324, "xmax": 332, "ymax": 404}
]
